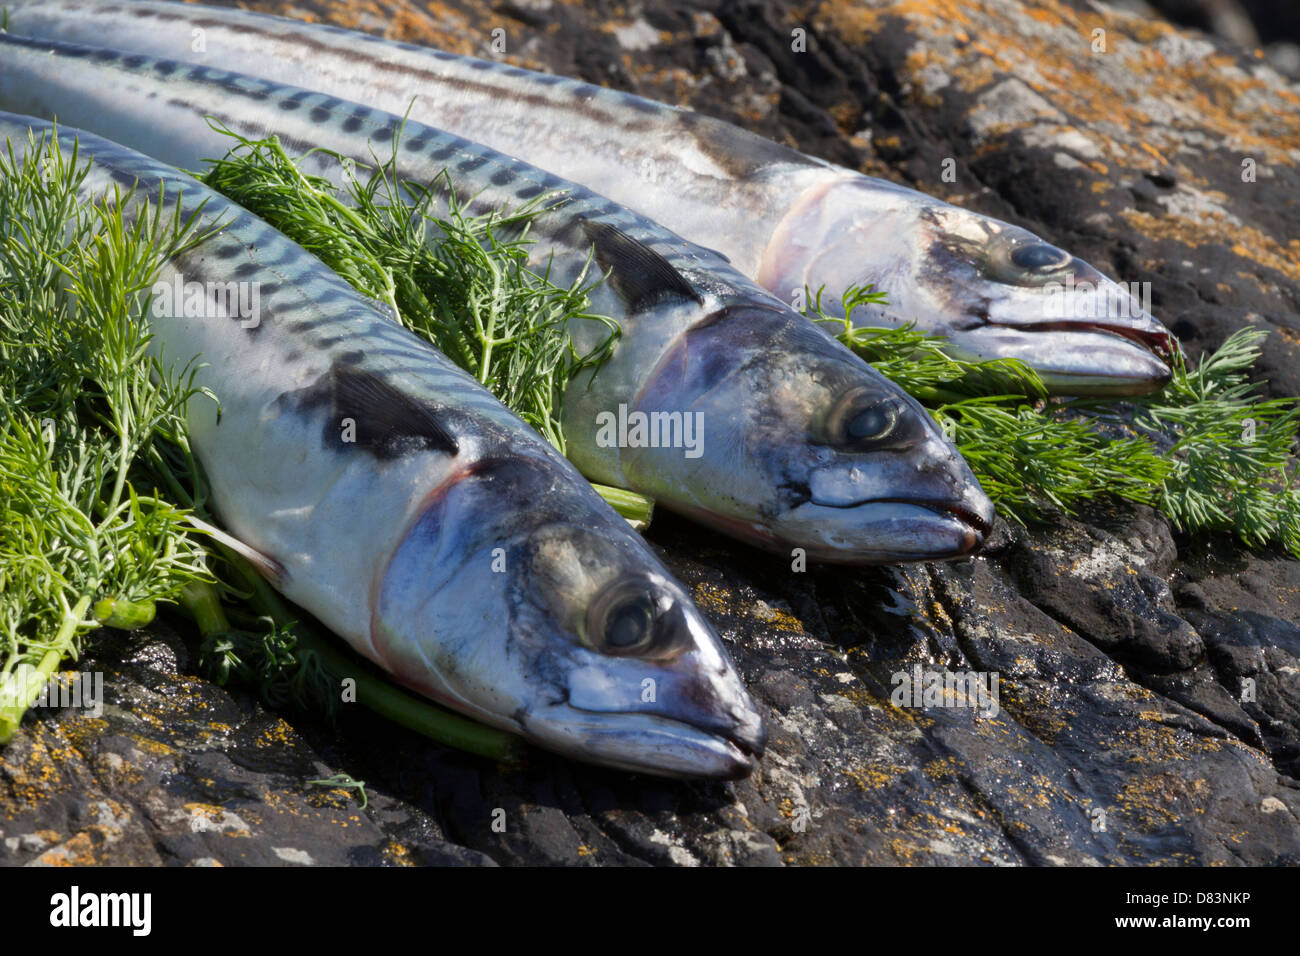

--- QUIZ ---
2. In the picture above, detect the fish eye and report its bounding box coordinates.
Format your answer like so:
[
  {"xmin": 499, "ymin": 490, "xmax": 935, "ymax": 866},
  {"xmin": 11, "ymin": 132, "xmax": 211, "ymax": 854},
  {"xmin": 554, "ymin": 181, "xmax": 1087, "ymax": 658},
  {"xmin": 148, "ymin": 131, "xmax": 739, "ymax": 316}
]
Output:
[
  {"xmin": 607, "ymin": 596, "xmax": 654, "ymax": 649},
  {"xmin": 980, "ymin": 232, "xmax": 1074, "ymax": 286},
  {"xmin": 846, "ymin": 404, "xmax": 895, "ymax": 441},
  {"xmin": 1010, "ymin": 242, "xmax": 1071, "ymax": 271},
  {"xmin": 584, "ymin": 576, "xmax": 686, "ymax": 660},
  {"xmin": 823, "ymin": 388, "xmax": 922, "ymax": 451}
]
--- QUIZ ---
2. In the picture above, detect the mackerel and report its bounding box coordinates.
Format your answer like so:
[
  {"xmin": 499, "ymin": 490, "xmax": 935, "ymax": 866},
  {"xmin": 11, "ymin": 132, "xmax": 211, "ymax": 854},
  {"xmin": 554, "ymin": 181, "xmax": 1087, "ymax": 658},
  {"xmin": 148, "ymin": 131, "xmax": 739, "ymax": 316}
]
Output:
[
  {"xmin": 0, "ymin": 31, "xmax": 996, "ymax": 562},
  {"xmin": 0, "ymin": 110, "xmax": 765, "ymax": 777},
  {"xmin": 2, "ymin": 0, "xmax": 1176, "ymax": 394}
]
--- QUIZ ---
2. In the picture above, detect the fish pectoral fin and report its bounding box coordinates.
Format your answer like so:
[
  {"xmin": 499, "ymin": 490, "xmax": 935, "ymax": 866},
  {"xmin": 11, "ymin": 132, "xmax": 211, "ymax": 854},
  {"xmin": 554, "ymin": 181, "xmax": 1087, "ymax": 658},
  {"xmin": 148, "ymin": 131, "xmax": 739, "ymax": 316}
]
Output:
[
  {"xmin": 330, "ymin": 364, "xmax": 460, "ymax": 457},
  {"xmin": 581, "ymin": 219, "xmax": 702, "ymax": 314},
  {"xmin": 186, "ymin": 515, "xmax": 287, "ymax": 586}
]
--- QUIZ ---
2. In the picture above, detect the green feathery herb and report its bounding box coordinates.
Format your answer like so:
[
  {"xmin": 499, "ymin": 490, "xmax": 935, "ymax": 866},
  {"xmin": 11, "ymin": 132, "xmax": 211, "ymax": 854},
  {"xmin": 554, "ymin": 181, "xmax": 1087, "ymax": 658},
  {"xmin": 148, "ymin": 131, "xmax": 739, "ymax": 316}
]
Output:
[
  {"xmin": 195, "ymin": 128, "xmax": 608, "ymax": 448},
  {"xmin": 1107, "ymin": 330, "xmax": 1300, "ymax": 550},
  {"xmin": 816, "ymin": 285, "xmax": 1300, "ymax": 553},
  {"xmin": 196, "ymin": 125, "xmax": 652, "ymax": 528},
  {"xmin": 0, "ymin": 132, "xmax": 211, "ymax": 740}
]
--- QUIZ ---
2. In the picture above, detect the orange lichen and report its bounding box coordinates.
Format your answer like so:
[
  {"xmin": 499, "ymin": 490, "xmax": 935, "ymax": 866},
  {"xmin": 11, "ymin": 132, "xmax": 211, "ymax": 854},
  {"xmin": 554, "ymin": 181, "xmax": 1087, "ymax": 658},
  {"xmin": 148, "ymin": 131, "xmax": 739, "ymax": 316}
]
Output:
[{"xmin": 817, "ymin": 0, "xmax": 1300, "ymax": 175}]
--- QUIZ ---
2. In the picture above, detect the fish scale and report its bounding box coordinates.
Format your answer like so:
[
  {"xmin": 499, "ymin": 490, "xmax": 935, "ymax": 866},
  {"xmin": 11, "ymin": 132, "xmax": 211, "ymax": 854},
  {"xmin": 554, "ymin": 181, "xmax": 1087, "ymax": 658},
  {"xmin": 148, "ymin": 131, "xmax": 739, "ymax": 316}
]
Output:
[
  {"xmin": 0, "ymin": 29, "xmax": 997, "ymax": 563},
  {"xmin": 0, "ymin": 110, "xmax": 768, "ymax": 778},
  {"xmin": 2, "ymin": 0, "xmax": 1178, "ymax": 395}
]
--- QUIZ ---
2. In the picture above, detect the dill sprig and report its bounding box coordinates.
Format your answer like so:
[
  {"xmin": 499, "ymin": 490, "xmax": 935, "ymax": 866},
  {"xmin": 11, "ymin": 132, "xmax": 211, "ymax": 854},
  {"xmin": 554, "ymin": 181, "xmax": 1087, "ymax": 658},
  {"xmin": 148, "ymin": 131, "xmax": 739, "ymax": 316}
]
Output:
[
  {"xmin": 0, "ymin": 131, "xmax": 211, "ymax": 740},
  {"xmin": 1110, "ymin": 329, "xmax": 1300, "ymax": 550},
  {"xmin": 197, "ymin": 125, "xmax": 650, "ymax": 527},
  {"xmin": 197, "ymin": 124, "xmax": 616, "ymax": 456},
  {"xmin": 819, "ymin": 286, "xmax": 1049, "ymax": 401},
  {"xmin": 817, "ymin": 285, "xmax": 1300, "ymax": 554}
]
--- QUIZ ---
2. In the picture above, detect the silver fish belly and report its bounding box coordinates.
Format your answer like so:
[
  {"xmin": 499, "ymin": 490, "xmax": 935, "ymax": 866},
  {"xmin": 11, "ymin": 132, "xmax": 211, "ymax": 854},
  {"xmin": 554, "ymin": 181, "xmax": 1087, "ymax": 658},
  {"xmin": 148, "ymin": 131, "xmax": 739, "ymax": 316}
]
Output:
[
  {"xmin": 2, "ymin": 0, "xmax": 1176, "ymax": 394},
  {"xmin": 0, "ymin": 110, "xmax": 765, "ymax": 778},
  {"xmin": 0, "ymin": 32, "xmax": 996, "ymax": 563}
]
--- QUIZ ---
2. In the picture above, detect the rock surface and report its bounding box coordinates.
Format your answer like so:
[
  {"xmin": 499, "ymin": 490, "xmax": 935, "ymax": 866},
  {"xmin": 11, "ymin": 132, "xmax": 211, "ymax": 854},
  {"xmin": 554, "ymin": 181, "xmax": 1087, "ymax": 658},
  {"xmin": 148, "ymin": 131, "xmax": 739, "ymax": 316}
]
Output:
[{"xmin": 3, "ymin": 0, "xmax": 1299, "ymax": 866}]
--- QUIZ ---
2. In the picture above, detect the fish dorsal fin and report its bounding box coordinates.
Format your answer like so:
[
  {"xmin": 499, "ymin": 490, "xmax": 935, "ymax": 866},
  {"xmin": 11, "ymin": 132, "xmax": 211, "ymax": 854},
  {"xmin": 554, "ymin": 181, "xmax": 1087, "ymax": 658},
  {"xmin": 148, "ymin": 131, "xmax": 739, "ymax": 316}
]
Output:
[
  {"xmin": 364, "ymin": 295, "xmax": 401, "ymax": 324},
  {"xmin": 330, "ymin": 363, "xmax": 460, "ymax": 459},
  {"xmin": 582, "ymin": 220, "xmax": 702, "ymax": 313}
]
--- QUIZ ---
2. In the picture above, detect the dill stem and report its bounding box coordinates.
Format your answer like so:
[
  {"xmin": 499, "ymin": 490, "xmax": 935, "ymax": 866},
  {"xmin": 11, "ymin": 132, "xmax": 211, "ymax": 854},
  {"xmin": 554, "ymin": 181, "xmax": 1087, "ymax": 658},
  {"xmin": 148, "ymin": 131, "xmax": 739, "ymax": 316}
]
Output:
[
  {"xmin": 909, "ymin": 386, "xmax": 970, "ymax": 406},
  {"xmin": 178, "ymin": 581, "xmax": 229, "ymax": 636},
  {"xmin": 292, "ymin": 630, "xmax": 526, "ymax": 763},
  {"xmin": 0, "ymin": 594, "xmax": 93, "ymax": 743},
  {"xmin": 271, "ymin": 139, "xmax": 370, "ymax": 234},
  {"xmin": 477, "ymin": 267, "xmax": 502, "ymax": 386},
  {"xmin": 106, "ymin": 412, "xmax": 132, "ymax": 518},
  {"xmin": 593, "ymin": 483, "xmax": 655, "ymax": 529}
]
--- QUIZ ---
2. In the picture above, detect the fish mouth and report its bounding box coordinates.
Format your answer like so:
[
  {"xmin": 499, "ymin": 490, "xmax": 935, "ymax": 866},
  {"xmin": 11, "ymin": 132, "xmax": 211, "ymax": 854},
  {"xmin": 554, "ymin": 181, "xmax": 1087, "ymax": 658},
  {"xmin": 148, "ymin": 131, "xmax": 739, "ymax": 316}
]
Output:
[
  {"xmin": 944, "ymin": 326, "xmax": 1174, "ymax": 396},
  {"xmin": 526, "ymin": 705, "xmax": 766, "ymax": 779},
  {"xmin": 809, "ymin": 496, "xmax": 991, "ymax": 557},
  {"xmin": 757, "ymin": 495, "xmax": 991, "ymax": 564},
  {"xmin": 874, "ymin": 497, "xmax": 994, "ymax": 540},
  {"xmin": 992, "ymin": 318, "xmax": 1177, "ymax": 361},
  {"xmin": 666, "ymin": 494, "xmax": 993, "ymax": 563}
]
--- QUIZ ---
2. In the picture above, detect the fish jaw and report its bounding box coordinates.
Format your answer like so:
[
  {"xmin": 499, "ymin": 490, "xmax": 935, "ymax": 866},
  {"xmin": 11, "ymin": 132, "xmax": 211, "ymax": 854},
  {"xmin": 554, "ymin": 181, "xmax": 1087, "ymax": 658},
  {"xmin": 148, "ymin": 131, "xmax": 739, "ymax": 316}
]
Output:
[
  {"xmin": 759, "ymin": 177, "xmax": 1177, "ymax": 395},
  {"xmin": 667, "ymin": 431, "xmax": 996, "ymax": 563},
  {"xmin": 790, "ymin": 454, "xmax": 995, "ymax": 562},
  {"xmin": 371, "ymin": 455, "xmax": 766, "ymax": 779},
  {"xmin": 521, "ymin": 708, "xmax": 764, "ymax": 779},
  {"xmin": 940, "ymin": 326, "xmax": 1173, "ymax": 395},
  {"xmin": 525, "ymin": 629, "xmax": 767, "ymax": 779},
  {"xmin": 580, "ymin": 302, "xmax": 995, "ymax": 564}
]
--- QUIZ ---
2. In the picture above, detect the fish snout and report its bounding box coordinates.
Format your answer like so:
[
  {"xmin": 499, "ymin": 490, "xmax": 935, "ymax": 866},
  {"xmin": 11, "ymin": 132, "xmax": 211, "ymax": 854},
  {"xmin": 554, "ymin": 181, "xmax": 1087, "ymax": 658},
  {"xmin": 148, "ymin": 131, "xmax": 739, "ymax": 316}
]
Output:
[
  {"xmin": 902, "ymin": 443, "xmax": 997, "ymax": 555},
  {"xmin": 720, "ymin": 700, "xmax": 767, "ymax": 768},
  {"xmin": 780, "ymin": 448, "xmax": 994, "ymax": 563},
  {"xmin": 550, "ymin": 644, "xmax": 768, "ymax": 778},
  {"xmin": 938, "ymin": 475, "xmax": 997, "ymax": 556},
  {"xmin": 651, "ymin": 654, "xmax": 767, "ymax": 777}
]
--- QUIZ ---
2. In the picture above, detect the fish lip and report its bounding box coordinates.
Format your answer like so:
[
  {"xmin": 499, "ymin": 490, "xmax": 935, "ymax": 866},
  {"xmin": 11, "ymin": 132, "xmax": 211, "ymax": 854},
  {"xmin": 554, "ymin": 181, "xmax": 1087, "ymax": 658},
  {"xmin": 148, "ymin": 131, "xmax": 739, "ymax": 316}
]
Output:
[
  {"xmin": 987, "ymin": 318, "xmax": 1177, "ymax": 363},
  {"xmin": 806, "ymin": 495, "xmax": 993, "ymax": 553},
  {"xmin": 947, "ymin": 324, "xmax": 1174, "ymax": 393},
  {"xmin": 559, "ymin": 705, "xmax": 765, "ymax": 779},
  {"xmin": 873, "ymin": 497, "xmax": 993, "ymax": 539},
  {"xmin": 697, "ymin": 727, "xmax": 763, "ymax": 780}
]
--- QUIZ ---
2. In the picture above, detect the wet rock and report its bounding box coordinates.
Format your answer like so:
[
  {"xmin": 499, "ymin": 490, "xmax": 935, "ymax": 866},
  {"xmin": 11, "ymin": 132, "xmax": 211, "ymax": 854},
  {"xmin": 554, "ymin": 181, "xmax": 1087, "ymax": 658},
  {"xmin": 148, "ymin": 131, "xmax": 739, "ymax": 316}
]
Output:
[
  {"xmin": 1003, "ymin": 508, "xmax": 1207, "ymax": 672},
  {"xmin": 0, "ymin": 625, "xmax": 483, "ymax": 867},
  {"xmin": 3, "ymin": 0, "xmax": 1299, "ymax": 866},
  {"xmin": 1184, "ymin": 610, "xmax": 1300, "ymax": 777}
]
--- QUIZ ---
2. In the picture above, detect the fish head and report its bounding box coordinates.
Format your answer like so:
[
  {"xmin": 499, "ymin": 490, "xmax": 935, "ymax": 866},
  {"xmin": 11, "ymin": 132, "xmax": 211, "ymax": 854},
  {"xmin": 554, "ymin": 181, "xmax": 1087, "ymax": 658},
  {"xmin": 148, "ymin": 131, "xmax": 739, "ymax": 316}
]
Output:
[
  {"xmin": 765, "ymin": 178, "xmax": 1176, "ymax": 395},
  {"xmin": 911, "ymin": 205, "xmax": 1176, "ymax": 394},
  {"xmin": 619, "ymin": 303, "xmax": 995, "ymax": 563},
  {"xmin": 371, "ymin": 454, "xmax": 765, "ymax": 778}
]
